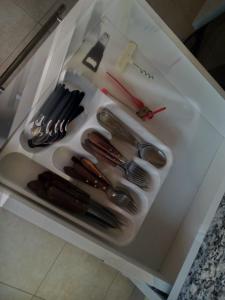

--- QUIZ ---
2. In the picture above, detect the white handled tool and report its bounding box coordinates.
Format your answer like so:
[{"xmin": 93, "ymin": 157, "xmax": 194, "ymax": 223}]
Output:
[{"xmin": 116, "ymin": 41, "xmax": 154, "ymax": 79}]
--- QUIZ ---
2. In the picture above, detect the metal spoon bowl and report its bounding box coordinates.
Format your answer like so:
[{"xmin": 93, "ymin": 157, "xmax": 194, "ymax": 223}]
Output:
[
  {"xmin": 106, "ymin": 187, "xmax": 137, "ymax": 214},
  {"xmin": 97, "ymin": 108, "xmax": 167, "ymax": 169},
  {"xmin": 137, "ymin": 143, "xmax": 167, "ymax": 168}
]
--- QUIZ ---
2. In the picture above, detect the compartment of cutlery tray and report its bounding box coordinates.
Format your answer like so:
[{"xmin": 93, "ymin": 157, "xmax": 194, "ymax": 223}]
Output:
[
  {"xmin": 20, "ymin": 74, "xmax": 96, "ymax": 153},
  {"xmin": 0, "ymin": 152, "xmax": 130, "ymax": 246}
]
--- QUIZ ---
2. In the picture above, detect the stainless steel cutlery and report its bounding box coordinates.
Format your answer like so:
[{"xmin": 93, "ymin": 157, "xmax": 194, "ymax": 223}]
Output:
[
  {"xmin": 27, "ymin": 84, "xmax": 85, "ymax": 148},
  {"xmin": 83, "ymin": 131, "xmax": 151, "ymax": 189},
  {"xmin": 64, "ymin": 156, "xmax": 137, "ymax": 214},
  {"xmin": 97, "ymin": 108, "xmax": 167, "ymax": 168}
]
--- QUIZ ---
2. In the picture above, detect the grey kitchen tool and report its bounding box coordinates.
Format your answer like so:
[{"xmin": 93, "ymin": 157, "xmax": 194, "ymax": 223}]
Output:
[
  {"xmin": 82, "ymin": 32, "xmax": 110, "ymax": 72},
  {"xmin": 97, "ymin": 108, "xmax": 167, "ymax": 168}
]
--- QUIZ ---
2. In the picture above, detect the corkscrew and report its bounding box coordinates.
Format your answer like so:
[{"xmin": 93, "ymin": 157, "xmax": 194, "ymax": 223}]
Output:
[
  {"xmin": 133, "ymin": 63, "xmax": 154, "ymax": 79},
  {"xmin": 116, "ymin": 41, "xmax": 154, "ymax": 80}
]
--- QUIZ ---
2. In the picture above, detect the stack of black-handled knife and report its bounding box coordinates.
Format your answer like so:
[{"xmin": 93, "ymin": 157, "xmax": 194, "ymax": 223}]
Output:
[
  {"xmin": 27, "ymin": 171, "xmax": 123, "ymax": 229},
  {"xmin": 27, "ymin": 84, "xmax": 85, "ymax": 148}
]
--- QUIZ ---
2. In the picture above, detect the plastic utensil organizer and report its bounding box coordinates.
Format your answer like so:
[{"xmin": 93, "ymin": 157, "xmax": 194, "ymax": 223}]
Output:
[{"xmin": 0, "ymin": 70, "xmax": 172, "ymax": 246}]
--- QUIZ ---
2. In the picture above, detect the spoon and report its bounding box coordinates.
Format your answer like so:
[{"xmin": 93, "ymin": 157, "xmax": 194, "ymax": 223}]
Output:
[{"xmin": 97, "ymin": 108, "xmax": 167, "ymax": 168}]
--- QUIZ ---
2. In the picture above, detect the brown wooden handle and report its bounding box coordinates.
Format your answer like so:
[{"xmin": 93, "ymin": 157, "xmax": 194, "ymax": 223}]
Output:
[
  {"xmin": 28, "ymin": 180, "xmax": 87, "ymax": 214},
  {"xmin": 27, "ymin": 180, "xmax": 48, "ymax": 199},
  {"xmin": 83, "ymin": 139, "xmax": 120, "ymax": 167},
  {"xmin": 64, "ymin": 164, "xmax": 99, "ymax": 187},
  {"xmin": 46, "ymin": 185, "xmax": 87, "ymax": 214},
  {"xmin": 44, "ymin": 178, "xmax": 88, "ymax": 203},
  {"xmin": 71, "ymin": 161, "xmax": 98, "ymax": 185},
  {"xmin": 80, "ymin": 157, "xmax": 111, "ymax": 185},
  {"xmin": 65, "ymin": 165, "xmax": 109, "ymax": 191},
  {"xmin": 87, "ymin": 131, "xmax": 124, "ymax": 161},
  {"xmin": 38, "ymin": 171, "xmax": 89, "ymax": 200}
]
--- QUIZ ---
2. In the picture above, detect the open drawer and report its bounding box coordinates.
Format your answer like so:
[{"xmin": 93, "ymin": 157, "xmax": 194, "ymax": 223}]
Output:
[{"xmin": 1, "ymin": 0, "xmax": 225, "ymax": 299}]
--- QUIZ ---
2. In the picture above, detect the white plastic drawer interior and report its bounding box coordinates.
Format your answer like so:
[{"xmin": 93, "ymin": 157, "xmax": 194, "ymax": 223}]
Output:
[{"xmin": 1, "ymin": 0, "xmax": 225, "ymax": 299}]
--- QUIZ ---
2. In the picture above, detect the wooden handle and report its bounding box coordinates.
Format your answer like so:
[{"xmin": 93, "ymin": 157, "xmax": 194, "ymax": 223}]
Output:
[
  {"xmin": 46, "ymin": 185, "xmax": 87, "ymax": 214},
  {"xmin": 65, "ymin": 164, "xmax": 108, "ymax": 191},
  {"xmin": 27, "ymin": 179, "xmax": 87, "ymax": 214},
  {"xmin": 80, "ymin": 157, "xmax": 110, "ymax": 185},
  {"xmin": 71, "ymin": 160, "xmax": 97, "ymax": 184},
  {"xmin": 87, "ymin": 131, "xmax": 124, "ymax": 161},
  {"xmin": 83, "ymin": 139, "xmax": 120, "ymax": 167},
  {"xmin": 65, "ymin": 165, "xmax": 98, "ymax": 186},
  {"xmin": 38, "ymin": 171, "xmax": 89, "ymax": 199},
  {"xmin": 27, "ymin": 180, "xmax": 48, "ymax": 199}
]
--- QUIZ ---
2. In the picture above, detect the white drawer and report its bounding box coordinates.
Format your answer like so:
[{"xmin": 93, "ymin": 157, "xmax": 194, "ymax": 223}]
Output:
[{"xmin": 1, "ymin": 0, "xmax": 225, "ymax": 299}]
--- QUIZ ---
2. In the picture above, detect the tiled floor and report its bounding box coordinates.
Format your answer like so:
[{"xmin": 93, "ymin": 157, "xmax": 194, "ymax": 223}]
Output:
[
  {"xmin": 0, "ymin": 0, "xmax": 205, "ymax": 76},
  {"xmin": 0, "ymin": 209, "xmax": 135, "ymax": 300},
  {"xmin": 0, "ymin": 0, "xmax": 79, "ymax": 75}
]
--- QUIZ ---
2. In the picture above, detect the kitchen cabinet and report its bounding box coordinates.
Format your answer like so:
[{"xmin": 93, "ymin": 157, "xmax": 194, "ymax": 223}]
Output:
[{"xmin": 1, "ymin": 1, "xmax": 225, "ymax": 299}]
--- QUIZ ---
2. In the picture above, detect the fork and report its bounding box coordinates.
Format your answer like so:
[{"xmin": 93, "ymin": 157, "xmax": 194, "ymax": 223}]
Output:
[
  {"xmin": 83, "ymin": 131, "xmax": 151, "ymax": 189},
  {"xmin": 64, "ymin": 156, "xmax": 137, "ymax": 214}
]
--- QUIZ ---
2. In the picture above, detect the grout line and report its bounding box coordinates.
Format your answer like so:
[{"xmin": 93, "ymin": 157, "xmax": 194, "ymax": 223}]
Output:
[
  {"xmin": 10, "ymin": 0, "xmax": 40, "ymax": 23},
  {"xmin": 128, "ymin": 287, "xmax": 144, "ymax": 300},
  {"xmin": 0, "ymin": 23, "xmax": 40, "ymax": 71},
  {"xmin": 10, "ymin": 0, "xmax": 36, "ymax": 22},
  {"xmin": 127, "ymin": 286, "xmax": 136, "ymax": 300},
  {"xmin": 32, "ymin": 241, "xmax": 67, "ymax": 298},
  {"xmin": 0, "ymin": 280, "xmax": 33, "ymax": 296},
  {"xmin": 101, "ymin": 271, "xmax": 119, "ymax": 300},
  {"xmin": 0, "ymin": 0, "xmax": 59, "ymax": 73},
  {"xmin": 31, "ymin": 296, "xmax": 46, "ymax": 300}
]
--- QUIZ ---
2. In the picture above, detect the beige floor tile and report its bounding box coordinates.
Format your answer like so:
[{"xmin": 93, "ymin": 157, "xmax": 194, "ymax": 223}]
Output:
[
  {"xmin": 0, "ymin": 282, "xmax": 32, "ymax": 300},
  {"xmin": 36, "ymin": 243, "xmax": 117, "ymax": 300},
  {"xmin": 105, "ymin": 273, "xmax": 134, "ymax": 300},
  {"xmin": 12, "ymin": 0, "xmax": 56, "ymax": 22},
  {"xmin": 0, "ymin": 209, "xmax": 65, "ymax": 294},
  {"xmin": 129, "ymin": 288, "xmax": 144, "ymax": 300},
  {"xmin": 0, "ymin": 23, "xmax": 41, "ymax": 76},
  {"xmin": 0, "ymin": 0, "xmax": 36, "ymax": 65}
]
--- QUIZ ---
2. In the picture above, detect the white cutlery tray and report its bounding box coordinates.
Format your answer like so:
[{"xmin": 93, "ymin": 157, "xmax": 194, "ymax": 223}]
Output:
[{"xmin": 0, "ymin": 74, "xmax": 172, "ymax": 246}]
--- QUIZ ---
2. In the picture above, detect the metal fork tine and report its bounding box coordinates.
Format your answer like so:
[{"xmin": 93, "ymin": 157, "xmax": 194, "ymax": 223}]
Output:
[
  {"xmin": 127, "ymin": 202, "xmax": 137, "ymax": 214},
  {"xmin": 128, "ymin": 175, "xmax": 148, "ymax": 189}
]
